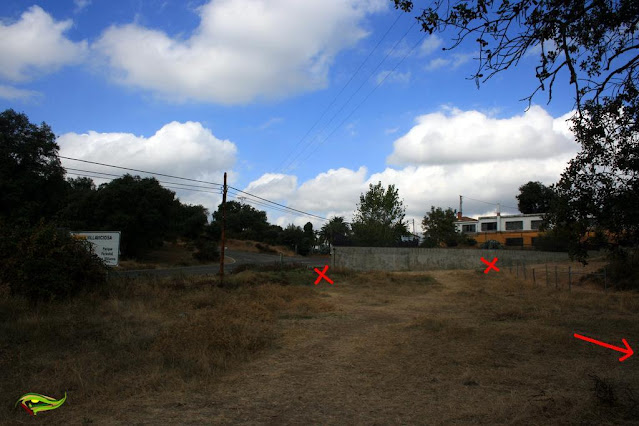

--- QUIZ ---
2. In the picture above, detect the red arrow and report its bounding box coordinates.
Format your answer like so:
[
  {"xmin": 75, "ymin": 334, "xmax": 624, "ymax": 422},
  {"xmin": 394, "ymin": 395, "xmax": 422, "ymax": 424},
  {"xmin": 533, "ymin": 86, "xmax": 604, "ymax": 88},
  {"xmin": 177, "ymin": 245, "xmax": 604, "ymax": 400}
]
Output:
[{"xmin": 574, "ymin": 333, "xmax": 634, "ymax": 362}]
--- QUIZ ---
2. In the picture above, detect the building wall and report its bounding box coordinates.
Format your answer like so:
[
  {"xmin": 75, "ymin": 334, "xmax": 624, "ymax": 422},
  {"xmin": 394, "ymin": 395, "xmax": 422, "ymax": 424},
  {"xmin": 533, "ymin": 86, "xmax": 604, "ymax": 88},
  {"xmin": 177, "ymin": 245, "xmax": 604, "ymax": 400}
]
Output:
[
  {"xmin": 332, "ymin": 246, "xmax": 570, "ymax": 271},
  {"xmin": 472, "ymin": 230, "xmax": 542, "ymax": 246}
]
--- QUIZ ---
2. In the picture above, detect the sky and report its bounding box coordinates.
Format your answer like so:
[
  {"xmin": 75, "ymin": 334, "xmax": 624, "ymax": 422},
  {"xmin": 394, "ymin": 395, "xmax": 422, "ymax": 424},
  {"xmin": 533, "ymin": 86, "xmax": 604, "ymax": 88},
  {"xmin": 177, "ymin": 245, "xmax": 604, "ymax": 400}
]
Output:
[{"xmin": 0, "ymin": 0, "xmax": 581, "ymax": 233}]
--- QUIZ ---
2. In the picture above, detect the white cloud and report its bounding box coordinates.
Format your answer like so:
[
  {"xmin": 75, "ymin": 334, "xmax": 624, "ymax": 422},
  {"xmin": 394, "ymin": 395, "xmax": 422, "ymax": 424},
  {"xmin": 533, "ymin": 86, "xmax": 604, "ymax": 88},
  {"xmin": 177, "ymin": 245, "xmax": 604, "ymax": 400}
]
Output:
[
  {"xmin": 247, "ymin": 106, "xmax": 579, "ymax": 226},
  {"xmin": 375, "ymin": 70, "xmax": 411, "ymax": 85},
  {"xmin": 419, "ymin": 35, "xmax": 443, "ymax": 56},
  {"xmin": 58, "ymin": 121, "xmax": 237, "ymax": 186},
  {"xmin": 385, "ymin": 127, "xmax": 399, "ymax": 135},
  {"xmin": 258, "ymin": 117, "xmax": 284, "ymax": 130},
  {"xmin": 93, "ymin": 0, "xmax": 386, "ymax": 104},
  {"xmin": 0, "ymin": 84, "xmax": 41, "ymax": 101},
  {"xmin": 74, "ymin": 0, "xmax": 92, "ymax": 12},
  {"xmin": 387, "ymin": 105, "xmax": 578, "ymax": 166},
  {"xmin": 424, "ymin": 53, "xmax": 472, "ymax": 71},
  {"xmin": 243, "ymin": 173, "xmax": 298, "ymax": 201},
  {"xmin": 0, "ymin": 6, "xmax": 87, "ymax": 82}
]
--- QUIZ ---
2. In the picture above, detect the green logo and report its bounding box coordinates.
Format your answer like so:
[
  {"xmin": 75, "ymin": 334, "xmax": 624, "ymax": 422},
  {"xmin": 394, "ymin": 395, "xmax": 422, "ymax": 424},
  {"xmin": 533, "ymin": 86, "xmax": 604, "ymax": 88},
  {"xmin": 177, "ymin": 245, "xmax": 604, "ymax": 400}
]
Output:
[{"xmin": 16, "ymin": 392, "xmax": 67, "ymax": 416}]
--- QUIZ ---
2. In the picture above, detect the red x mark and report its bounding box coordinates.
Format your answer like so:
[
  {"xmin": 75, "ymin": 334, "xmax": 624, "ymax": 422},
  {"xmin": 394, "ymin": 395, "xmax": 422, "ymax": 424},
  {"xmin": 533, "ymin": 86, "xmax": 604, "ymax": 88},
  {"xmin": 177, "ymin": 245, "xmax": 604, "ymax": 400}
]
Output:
[
  {"xmin": 314, "ymin": 265, "xmax": 334, "ymax": 285},
  {"xmin": 481, "ymin": 257, "xmax": 499, "ymax": 274}
]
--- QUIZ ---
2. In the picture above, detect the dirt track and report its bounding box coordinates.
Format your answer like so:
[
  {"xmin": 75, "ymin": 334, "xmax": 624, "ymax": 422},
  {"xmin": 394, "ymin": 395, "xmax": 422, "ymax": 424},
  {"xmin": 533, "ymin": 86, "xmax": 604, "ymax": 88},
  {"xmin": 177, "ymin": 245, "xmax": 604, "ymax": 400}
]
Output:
[
  {"xmin": 115, "ymin": 272, "xmax": 446, "ymax": 424},
  {"xmin": 53, "ymin": 269, "xmax": 638, "ymax": 425}
]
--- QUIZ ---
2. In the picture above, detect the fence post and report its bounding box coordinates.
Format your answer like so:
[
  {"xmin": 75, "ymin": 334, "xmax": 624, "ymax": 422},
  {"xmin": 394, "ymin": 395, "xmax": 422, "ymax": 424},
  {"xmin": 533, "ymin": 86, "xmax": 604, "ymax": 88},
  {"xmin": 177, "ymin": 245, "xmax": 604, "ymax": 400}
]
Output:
[
  {"xmin": 516, "ymin": 261, "xmax": 519, "ymax": 278},
  {"xmin": 545, "ymin": 263, "xmax": 549, "ymax": 287},
  {"xmin": 533, "ymin": 268, "xmax": 536, "ymax": 286},
  {"xmin": 568, "ymin": 266, "xmax": 572, "ymax": 291},
  {"xmin": 555, "ymin": 265, "xmax": 558, "ymax": 289},
  {"xmin": 604, "ymin": 268, "xmax": 607, "ymax": 292},
  {"xmin": 523, "ymin": 261, "xmax": 527, "ymax": 280}
]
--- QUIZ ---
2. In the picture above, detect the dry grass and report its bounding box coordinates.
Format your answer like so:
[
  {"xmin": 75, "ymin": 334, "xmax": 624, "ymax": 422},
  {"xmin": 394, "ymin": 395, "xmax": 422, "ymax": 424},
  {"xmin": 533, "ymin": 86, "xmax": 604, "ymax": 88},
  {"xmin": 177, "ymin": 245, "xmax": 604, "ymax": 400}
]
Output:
[
  {"xmin": 226, "ymin": 239, "xmax": 296, "ymax": 256},
  {"xmin": 3, "ymin": 264, "xmax": 639, "ymax": 424},
  {"xmin": 0, "ymin": 271, "xmax": 332, "ymax": 424}
]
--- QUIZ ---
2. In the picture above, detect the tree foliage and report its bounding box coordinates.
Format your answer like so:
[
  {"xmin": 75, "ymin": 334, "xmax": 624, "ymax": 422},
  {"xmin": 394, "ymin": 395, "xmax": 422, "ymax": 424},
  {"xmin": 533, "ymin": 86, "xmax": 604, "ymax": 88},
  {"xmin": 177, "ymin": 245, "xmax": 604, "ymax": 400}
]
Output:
[
  {"xmin": 0, "ymin": 109, "xmax": 67, "ymax": 226},
  {"xmin": 0, "ymin": 221, "xmax": 107, "ymax": 302},
  {"xmin": 212, "ymin": 200, "xmax": 269, "ymax": 241},
  {"xmin": 421, "ymin": 206, "xmax": 459, "ymax": 246},
  {"xmin": 516, "ymin": 181, "xmax": 554, "ymax": 214},
  {"xmin": 320, "ymin": 216, "xmax": 352, "ymax": 248},
  {"xmin": 394, "ymin": 0, "xmax": 639, "ymax": 261},
  {"xmin": 351, "ymin": 182, "xmax": 408, "ymax": 246}
]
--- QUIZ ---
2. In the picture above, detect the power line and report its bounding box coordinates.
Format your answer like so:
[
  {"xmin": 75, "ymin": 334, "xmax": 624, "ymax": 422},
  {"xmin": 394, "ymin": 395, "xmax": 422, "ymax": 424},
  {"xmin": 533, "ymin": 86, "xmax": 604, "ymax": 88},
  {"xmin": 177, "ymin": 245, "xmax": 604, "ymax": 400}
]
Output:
[
  {"xmin": 294, "ymin": 30, "xmax": 428, "ymax": 168},
  {"xmin": 66, "ymin": 168, "xmax": 221, "ymax": 192},
  {"xmin": 60, "ymin": 156, "xmax": 223, "ymax": 188},
  {"xmin": 228, "ymin": 185, "xmax": 328, "ymax": 221},
  {"xmin": 462, "ymin": 195, "xmax": 519, "ymax": 211},
  {"xmin": 279, "ymin": 18, "xmax": 418, "ymax": 174},
  {"xmin": 274, "ymin": 13, "xmax": 404, "ymax": 174},
  {"xmin": 63, "ymin": 160, "xmax": 328, "ymax": 221}
]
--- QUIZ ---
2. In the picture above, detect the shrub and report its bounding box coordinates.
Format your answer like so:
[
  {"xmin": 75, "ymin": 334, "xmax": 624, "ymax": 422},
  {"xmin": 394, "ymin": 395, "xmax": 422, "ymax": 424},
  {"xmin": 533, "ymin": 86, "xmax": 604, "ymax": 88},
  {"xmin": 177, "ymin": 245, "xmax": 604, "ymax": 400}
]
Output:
[
  {"xmin": 193, "ymin": 237, "xmax": 220, "ymax": 262},
  {"xmin": 420, "ymin": 237, "xmax": 438, "ymax": 248},
  {"xmin": 605, "ymin": 249, "xmax": 639, "ymax": 290},
  {"xmin": 0, "ymin": 221, "xmax": 107, "ymax": 302},
  {"xmin": 255, "ymin": 243, "xmax": 277, "ymax": 254},
  {"xmin": 479, "ymin": 240, "xmax": 503, "ymax": 249},
  {"xmin": 465, "ymin": 238, "xmax": 478, "ymax": 246}
]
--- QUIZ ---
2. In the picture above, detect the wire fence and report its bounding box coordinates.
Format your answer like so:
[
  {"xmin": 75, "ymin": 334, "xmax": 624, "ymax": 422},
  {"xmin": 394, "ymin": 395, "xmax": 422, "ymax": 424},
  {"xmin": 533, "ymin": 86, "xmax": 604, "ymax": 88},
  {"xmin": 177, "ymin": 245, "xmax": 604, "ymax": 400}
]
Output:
[{"xmin": 502, "ymin": 259, "xmax": 608, "ymax": 292}]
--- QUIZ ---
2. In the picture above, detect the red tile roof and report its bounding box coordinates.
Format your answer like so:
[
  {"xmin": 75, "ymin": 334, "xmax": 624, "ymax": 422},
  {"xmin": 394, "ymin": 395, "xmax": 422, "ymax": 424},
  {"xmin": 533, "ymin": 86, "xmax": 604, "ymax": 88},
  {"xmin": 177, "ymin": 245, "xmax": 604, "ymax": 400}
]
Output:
[{"xmin": 455, "ymin": 216, "xmax": 477, "ymax": 222}]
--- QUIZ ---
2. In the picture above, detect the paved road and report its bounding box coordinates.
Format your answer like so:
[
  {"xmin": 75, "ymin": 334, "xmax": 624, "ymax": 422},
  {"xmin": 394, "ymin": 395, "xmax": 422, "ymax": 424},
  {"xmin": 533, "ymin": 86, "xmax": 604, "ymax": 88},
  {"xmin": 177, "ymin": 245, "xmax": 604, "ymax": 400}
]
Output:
[{"xmin": 113, "ymin": 250, "xmax": 331, "ymax": 277}]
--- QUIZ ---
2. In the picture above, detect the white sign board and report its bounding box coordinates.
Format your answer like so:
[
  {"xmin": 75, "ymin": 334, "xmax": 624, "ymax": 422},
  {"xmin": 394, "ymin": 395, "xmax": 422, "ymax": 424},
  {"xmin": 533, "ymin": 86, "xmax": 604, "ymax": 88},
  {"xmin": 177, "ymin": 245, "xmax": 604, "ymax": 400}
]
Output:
[{"xmin": 70, "ymin": 231, "xmax": 121, "ymax": 266}]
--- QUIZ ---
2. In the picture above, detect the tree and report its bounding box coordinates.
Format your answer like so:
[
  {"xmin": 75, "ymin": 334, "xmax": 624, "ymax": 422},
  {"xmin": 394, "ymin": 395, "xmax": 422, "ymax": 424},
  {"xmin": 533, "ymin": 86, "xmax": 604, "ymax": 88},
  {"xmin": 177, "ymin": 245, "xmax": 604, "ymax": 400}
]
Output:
[
  {"xmin": 173, "ymin": 203, "xmax": 208, "ymax": 241},
  {"xmin": 280, "ymin": 224, "xmax": 311, "ymax": 255},
  {"xmin": 393, "ymin": 0, "xmax": 639, "ymax": 261},
  {"xmin": 212, "ymin": 201, "xmax": 269, "ymax": 241},
  {"xmin": 89, "ymin": 174, "xmax": 178, "ymax": 257},
  {"xmin": 351, "ymin": 182, "xmax": 408, "ymax": 246},
  {"xmin": 320, "ymin": 216, "xmax": 352, "ymax": 249},
  {"xmin": 421, "ymin": 206, "xmax": 459, "ymax": 247},
  {"xmin": 516, "ymin": 181, "xmax": 555, "ymax": 214},
  {"xmin": 303, "ymin": 221, "xmax": 315, "ymax": 252},
  {"xmin": 0, "ymin": 109, "xmax": 67, "ymax": 226}
]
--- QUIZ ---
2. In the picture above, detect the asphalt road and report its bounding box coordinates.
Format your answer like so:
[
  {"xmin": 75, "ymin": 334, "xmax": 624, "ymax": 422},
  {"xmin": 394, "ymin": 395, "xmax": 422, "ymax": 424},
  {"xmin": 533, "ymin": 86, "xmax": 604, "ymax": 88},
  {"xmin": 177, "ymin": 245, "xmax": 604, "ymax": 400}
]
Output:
[{"xmin": 112, "ymin": 250, "xmax": 331, "ymax": 277}]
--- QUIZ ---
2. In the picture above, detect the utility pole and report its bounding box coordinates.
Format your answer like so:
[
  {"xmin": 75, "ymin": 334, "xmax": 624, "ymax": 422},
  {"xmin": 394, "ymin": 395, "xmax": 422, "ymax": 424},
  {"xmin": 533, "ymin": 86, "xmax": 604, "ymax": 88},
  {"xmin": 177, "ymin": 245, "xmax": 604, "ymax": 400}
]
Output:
[{"xmin": 219, "ymin": 172, "xmax": 227, "ymax": 287}]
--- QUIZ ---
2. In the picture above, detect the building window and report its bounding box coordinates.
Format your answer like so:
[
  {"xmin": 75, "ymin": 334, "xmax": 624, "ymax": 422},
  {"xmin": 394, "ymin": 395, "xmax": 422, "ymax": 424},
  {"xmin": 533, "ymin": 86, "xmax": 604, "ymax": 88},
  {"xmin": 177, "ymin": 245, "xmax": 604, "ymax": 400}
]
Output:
[
  {"xmin": 531, "ymin": 220, "xmax": 544, "ymax": 230},
  {"xmin": 505, "ymin": 221, "xmax": 523, "ymax": 230},
  {"xmin": 505, "ymin": 237, "xmax": 524, "ymax": 246},
  {"xmin": 462, "ymin": 224, "xmax": 476, "ymax": 233},
  {"xmin": 481, "ymin": 222, "xmax": 497, "ymax": 231}
]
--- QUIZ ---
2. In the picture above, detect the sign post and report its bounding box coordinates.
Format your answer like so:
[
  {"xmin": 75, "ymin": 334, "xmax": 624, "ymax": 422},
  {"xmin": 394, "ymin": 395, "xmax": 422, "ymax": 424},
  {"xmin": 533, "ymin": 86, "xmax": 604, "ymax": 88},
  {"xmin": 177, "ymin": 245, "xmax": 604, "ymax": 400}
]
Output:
[{"xmin": 70, "ymin": 231, "xmax": 121, "ymax": 266}]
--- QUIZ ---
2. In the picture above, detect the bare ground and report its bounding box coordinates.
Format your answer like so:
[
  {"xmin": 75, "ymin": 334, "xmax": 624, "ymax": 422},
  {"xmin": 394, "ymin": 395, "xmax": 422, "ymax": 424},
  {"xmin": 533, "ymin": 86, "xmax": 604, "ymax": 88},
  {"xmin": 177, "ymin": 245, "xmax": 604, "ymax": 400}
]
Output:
[{"xmin": 40, "ymin": 268, "xmax": 639, "ymax": 425}]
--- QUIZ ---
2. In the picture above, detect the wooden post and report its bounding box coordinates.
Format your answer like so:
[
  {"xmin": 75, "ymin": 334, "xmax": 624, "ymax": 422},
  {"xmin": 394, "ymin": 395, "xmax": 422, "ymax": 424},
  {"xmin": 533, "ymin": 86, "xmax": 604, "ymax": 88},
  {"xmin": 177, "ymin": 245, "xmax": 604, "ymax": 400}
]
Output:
[
  {"xmin": 545, "ymin": 263, "xmax": 549, "ymax": 287},
  {"xmin": 604, "ymin": 268, "xmax": 607, "ymax": 292},
  {"xmin": 516, "ymin": 261, "xmax": 519, "ymax": 278},
  {"xmin": 554, "ymin": 265, "xmax": 558, "ymax": 289},
  {"xmin": 219, "ymin": 172, "xmax": 227, "ymax": 286},
  {"xmin": 568, "ymin": 266, "xmax": 571, "ymax": 291},
  {"xmin": 523, "ymin": 261, "xmax": 527, "ymax": 280},
  {"xmin": 533, "ymin": 268, "xmax": 536, "ymax": 286}
]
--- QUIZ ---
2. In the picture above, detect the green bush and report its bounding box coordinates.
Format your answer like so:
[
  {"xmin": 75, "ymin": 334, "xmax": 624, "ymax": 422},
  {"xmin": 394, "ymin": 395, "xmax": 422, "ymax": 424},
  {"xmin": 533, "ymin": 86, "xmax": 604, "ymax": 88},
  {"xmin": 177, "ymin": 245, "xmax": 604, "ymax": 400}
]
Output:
[
  {"xmin": 533, "ymin": 229, "xmax": 571, "ymax": 252},
  {"xmin": 480, "ymin": 240, "xmax": 503, "ymax": 249},
  {"xmin": 420, "ymin": 237, "xmax": 438, "ymax": 248},
  {"xmin": 0, "ymin": 221, "xmax": 107, "ymax": 302},
  {"xmin": 605, "ymin": 249, "xmax": 639, "ymax": 290},
  {"xmin": 193, "ymin": 237, "xmax": 220, "ymax": 262},
  {"xmin": 465, "ymin": 237, "xmax": 478, "ymax": 246}
]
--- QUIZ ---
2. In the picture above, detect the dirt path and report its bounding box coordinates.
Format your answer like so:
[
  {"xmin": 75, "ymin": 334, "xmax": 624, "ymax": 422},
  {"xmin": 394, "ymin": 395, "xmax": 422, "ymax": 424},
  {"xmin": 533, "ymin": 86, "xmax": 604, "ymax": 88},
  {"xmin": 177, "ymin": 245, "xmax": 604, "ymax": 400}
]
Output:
[
  {"xmin": 111, "ymin": 272, "xmax": 456, "ymax": 424},
  {"xmin": 84, "ymin": 269, "xmax": 638, "ymax": 425}
]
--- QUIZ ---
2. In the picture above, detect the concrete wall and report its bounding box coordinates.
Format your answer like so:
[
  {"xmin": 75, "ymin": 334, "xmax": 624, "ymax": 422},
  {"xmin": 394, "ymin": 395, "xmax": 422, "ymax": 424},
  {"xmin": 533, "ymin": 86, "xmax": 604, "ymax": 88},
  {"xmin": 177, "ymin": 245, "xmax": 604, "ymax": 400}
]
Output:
[{"xmin": 332, "ymin": 246, "xmax": 571, "ymax": 271}]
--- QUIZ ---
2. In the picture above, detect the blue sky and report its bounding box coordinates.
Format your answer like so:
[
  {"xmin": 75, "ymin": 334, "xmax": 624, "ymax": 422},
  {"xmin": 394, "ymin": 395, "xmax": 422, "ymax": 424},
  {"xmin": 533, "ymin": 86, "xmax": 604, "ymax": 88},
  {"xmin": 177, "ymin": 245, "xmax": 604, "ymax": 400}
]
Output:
[{"xmin": 0, "ymin": 0, "xmax": 580, "ymax": 231}]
